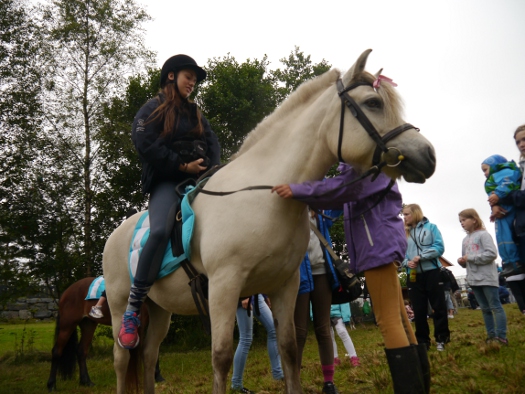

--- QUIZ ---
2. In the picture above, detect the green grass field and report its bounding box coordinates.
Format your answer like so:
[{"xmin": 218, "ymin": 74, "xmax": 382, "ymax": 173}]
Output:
[{"xmin": 1, "ymin": 305, "xmax": 524, "ymax": 393}]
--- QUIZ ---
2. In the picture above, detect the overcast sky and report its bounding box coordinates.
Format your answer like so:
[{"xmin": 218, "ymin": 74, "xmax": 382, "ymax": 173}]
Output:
[{"xmin": 139, "ymin": 0, "xmax": 525, "ymax": 277}]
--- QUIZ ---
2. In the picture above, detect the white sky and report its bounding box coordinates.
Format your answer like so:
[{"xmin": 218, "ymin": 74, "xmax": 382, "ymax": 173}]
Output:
[{"xmin": 139, "ymin": 0, "xmax": 525, "ymax": 277}]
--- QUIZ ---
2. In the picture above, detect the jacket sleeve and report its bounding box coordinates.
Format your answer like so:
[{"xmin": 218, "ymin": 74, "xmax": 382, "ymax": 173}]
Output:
[
  {"xmin": 289, "ymin": 165, "xmax": 395, "ymax": 210},
  {"xmin": 418, "ymin": 224, "xmax": 445, "ymax": 262},
  {"xmin": 467, "ymin": 232, "xmax": 497, "ymax": 265},
  {"xmin": 499, "ymin": 189, "xmax": 525, "ymax": 208},
  {"xmin": 132, "ymin": 100, "xmax": 183, "ymax": 175},
  {"xmin": 492, "ymin": 169, "xmax": 520, "ymax": 198},
  {"xmin": 202, "ymin": 115, "xmax": 221, "ymax": 166}
]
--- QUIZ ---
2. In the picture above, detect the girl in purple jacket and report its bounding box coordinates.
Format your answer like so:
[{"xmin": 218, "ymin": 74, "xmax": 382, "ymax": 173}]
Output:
[{"xmin": 272, "ymin": 163, "xmax": 430, "ymax": 394}]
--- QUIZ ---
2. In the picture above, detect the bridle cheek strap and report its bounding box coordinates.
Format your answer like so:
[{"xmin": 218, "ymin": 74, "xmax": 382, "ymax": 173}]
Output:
[{"xmin": 336, "ymin": 78, "xmax": 418, "ymax": 167}]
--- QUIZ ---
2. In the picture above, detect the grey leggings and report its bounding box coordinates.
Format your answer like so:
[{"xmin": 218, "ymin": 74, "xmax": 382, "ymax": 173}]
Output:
[{"xmin": 127, "ymin": 182, "xmax": 180, "ymax": 313}]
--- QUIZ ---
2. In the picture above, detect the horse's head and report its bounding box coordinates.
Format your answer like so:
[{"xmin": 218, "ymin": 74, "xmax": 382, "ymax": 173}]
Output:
[{"xmin": 336, "ymin": 49, "xmax": 436, "ymax": 183}]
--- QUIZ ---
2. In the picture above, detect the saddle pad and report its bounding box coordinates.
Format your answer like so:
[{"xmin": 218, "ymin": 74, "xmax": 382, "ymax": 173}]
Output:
[
  {"xmin": 127, "ymin": 179, "xmax": 205, "ymax": 283},
  {"xmin": 85, "ymin": 276, "xmax": 106, "ymax": 300}
]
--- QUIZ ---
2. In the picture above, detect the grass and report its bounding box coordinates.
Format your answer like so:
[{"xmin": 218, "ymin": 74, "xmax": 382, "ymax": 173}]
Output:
[{"xmin": 1, "ymin": 305, "xmax": 524, "ymax": 393}]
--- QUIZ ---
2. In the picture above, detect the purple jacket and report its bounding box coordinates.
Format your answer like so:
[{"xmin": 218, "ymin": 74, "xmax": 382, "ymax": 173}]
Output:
[{"xmin": 289, "ymin": 164, "xmax": 407, "ymax": 274}]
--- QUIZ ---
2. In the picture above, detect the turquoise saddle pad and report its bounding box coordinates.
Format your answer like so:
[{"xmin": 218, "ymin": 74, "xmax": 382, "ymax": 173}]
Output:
[
  {"xmin": 127, "ymin": 180, "xmax": 206, "ymax": 283},
  {"xmin": 85, "ymin": 276, "xmax": 105, "ymax": 300}
]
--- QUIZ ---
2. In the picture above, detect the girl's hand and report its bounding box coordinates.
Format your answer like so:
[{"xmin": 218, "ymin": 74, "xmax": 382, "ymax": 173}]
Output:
[
  {"xmin": 407, "ymin": 260, "xmax": 418, "ymax": 269},
  {"xmin": 457, "ymin": 256, "xmax": 467, "ymax": 268},
  {"xmin": 180, "ymin": 158, "xmax": 207, "ymax": 174},
  {"xmin": 271, "ymin": 184, "xmax": 293, "ymax": 198},
  {"xmin": 241, "ymin": 298, "xmax": 251, "ymax": 310},
  {"xmin": 488, "ymin": 192, "xmax": 499, "ymax": 206}
]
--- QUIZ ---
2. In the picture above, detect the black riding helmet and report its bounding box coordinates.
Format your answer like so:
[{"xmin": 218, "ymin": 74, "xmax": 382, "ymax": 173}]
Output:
[{"xmin": 160, "ymin": 54, "xmax": 206, "ymax": 88}]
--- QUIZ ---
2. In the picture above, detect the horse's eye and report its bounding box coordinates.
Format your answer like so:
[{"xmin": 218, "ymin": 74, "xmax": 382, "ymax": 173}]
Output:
[{"xmin": 365, "ymin": 99, "xmax": 382, "ymax": 109}]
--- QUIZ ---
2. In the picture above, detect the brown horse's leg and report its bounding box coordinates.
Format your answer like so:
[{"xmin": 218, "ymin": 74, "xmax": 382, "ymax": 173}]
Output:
[
  {"xmin": 47, "ymin": 314, "xmax": 78, "ymax": 392},
  {"xmin": 77, "ymin": 318, "xmax": 99, "ymax": 386}
]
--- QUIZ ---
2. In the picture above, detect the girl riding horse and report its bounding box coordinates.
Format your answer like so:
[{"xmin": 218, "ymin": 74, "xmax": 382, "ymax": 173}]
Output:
[{"xmin": 118, "ymin": 54, "xmax": 221, "ymax": 349}]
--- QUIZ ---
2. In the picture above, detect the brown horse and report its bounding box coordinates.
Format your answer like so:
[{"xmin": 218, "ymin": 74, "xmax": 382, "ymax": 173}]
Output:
[{"xmin": 46, "ymin": 277, "xmax": 164, "ymax": 392}]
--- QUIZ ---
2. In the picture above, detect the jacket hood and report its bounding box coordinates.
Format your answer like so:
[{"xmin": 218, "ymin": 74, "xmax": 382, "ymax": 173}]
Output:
[{"xmin": 482, "ymin": 154, "xmax": 507, "ymax": 169}]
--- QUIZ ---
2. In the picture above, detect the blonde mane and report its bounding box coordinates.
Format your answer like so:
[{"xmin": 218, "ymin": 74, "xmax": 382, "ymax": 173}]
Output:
[
  {"xmin": 356, "ymin": 71, "xmax": 405, "ymax": 126},
  {"xmin": 231, "ymin": 68, "xmax": 405, "ymax": 160},
  {"xmin": 231, "ymin": 69, "xmax": 340, "ymax": 159}
]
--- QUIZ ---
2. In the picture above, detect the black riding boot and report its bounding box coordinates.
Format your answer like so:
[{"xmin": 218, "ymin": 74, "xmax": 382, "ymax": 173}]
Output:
[
  {"xmin": 415, "ymin": 343, "xmax": 430, "ymax": 393},
  {"xmin": 385, "ymin": 346, "xmax": 426, "ymax": 394}
]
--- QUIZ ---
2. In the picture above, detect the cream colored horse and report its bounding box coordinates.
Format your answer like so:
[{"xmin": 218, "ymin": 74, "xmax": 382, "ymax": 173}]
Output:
[{"xmin": 103, "ymin": 49, "xmax": 436, "ymax": 394}]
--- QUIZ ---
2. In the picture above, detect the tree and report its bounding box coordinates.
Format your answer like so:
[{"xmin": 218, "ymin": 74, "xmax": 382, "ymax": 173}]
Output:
[
  {"xmin": 0, "ymin": 0, "xmax": 49, "ymax": 302},
  {"xmin": 273, "ymin": 46, "xmax": 331, "ymax": 102},
  {"xmin": 95, "ymin": 69, "xmax": 161, "ymax": 239},
  {"xmin": 38, "ymin": 0, "xmax": 154, "ymax": 278},
  {"xmin": 198, "ymin": 55, "xmax": 280, "ymax": 159}
]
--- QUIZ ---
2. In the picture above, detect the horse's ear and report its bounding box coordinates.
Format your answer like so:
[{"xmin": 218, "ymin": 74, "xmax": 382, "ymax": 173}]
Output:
[
  {"xmin": 342, "ymin": 49, "xmax": 373, "ymax": 84},
  {"xmin": 374, "ymin": 68, "xmax": 383, "ymax": 78}
]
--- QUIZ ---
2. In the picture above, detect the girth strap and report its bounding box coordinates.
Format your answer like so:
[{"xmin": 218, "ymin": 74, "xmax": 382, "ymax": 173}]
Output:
[{"xmin": 180, "ymin": 259, "xmax": 211, "ymax": 335}]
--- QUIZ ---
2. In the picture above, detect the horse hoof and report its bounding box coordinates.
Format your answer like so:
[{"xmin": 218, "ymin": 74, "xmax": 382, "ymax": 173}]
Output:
[
  {"xmin": 155, "ymin": 374, "xmax": 166, "ymax": 383},
  {"xmin": 80, "ymin": 381, "xmax": 95, "ymax": 387}
]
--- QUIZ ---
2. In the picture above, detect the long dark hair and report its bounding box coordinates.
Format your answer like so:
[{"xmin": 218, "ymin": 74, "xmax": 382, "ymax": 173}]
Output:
[{"xmin": 148, "ymin": 72, "xmax": 203, "ymax": 138}]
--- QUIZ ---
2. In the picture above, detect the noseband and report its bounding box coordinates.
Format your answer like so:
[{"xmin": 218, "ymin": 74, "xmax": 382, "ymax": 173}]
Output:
[{"xmin": 336, "ymin": 79, "xmax": 419, "ymax": 170}]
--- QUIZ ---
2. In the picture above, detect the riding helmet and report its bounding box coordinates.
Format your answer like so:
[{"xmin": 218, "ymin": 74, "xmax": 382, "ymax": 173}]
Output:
[{"xmin": 160, "ymin": 54, "xmax": 207, "ymax": 87}]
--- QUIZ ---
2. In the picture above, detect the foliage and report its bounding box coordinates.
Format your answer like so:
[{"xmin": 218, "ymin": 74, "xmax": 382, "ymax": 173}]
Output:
[
  {"xmin": 273, "ymin": 46, "xmax": 331, "ymax": 101},
  {"xmin": 94, "ymin": 69, "xmax": 162, "ymax": 244},
  {"xmin": 198, "ymin": 55, "xmax": 279, "ymax": 160},
  {"xmin": 37, "ymin": 0, "xmax": 154, "ymax": 280},
  {"xmin": 0, "ymin": 0, "xmax": 154, "ymax": 298},
  {"xmin": 198, "ymin": 48, "xmax": 332, "ymax": 160},
  {"xmin": 0, "ymin": 0, "xmax": 52, "ymax": 301}
]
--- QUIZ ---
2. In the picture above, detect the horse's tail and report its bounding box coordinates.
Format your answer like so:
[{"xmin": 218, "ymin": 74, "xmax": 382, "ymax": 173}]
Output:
[
  {"xmin": 55, "ymin": 314, "xmax": 78, "ymax": 380},
  {"xmin": 124, "ymin": 324, "xmax": 145, "ymax": 393}
]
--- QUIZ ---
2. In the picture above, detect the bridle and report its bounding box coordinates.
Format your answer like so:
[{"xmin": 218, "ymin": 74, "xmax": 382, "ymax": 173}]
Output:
[
  {"xmin": 336, "ymin": 78, "xmax": 418, "ymax": 171},
  {"xmin": 197, "ymin": 78, "xmax": 420, "ymax": 197}
]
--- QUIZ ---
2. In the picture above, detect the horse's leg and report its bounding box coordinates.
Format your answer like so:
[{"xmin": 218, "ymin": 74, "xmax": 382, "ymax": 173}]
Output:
[
  {"xmin": 155, "ymin": 357, "xmax": 165, "ymax": 383},
  {"xmin": 208, "ymin": 277, "xmax": 240, "ymax": 394},
  {"xmin": 110, "ymin": 309, "xmax": 131, "ymax": 394},
  {"xmin": 270, "ymin": 271, "xmax": 304, "ymax": 394},
  {"xmin": 47, "ymin": 315, "xmax": 78, "ymax": 392},
  {"xmin": 77, "ymin": 319, "xmax": 98, "ymax": 387},
  {"xmin": 142, "ymin": 300, "xmax": 171, "ymax": 393}
]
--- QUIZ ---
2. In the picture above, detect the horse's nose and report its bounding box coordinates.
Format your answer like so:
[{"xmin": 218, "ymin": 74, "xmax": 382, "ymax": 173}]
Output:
[{"xmin": 425, "ymin": 146, "xmax": 436, "ymax": 177}]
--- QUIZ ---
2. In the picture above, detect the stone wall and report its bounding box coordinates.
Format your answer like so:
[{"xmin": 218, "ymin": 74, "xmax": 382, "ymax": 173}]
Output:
[{"xmin": 1, "ymin": 297, "xmax": 58, "ymax": 320}]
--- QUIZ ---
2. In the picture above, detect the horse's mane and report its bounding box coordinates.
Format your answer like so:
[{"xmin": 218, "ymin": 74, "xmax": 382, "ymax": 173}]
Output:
[
  {"xmin": 231, "ymin": 67, "xmax": 404, "ymax": 160},
  {"xmin": 231, "ymin": 69, "xmax": 341, "ymax": 159}
]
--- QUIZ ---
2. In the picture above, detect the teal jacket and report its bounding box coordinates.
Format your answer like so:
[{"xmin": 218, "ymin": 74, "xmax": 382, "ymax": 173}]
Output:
[
  {"xmin": 402, "ymin": 217, "xmax": 444, "ymax": 273},
  {"xmin": 330, "ymin": 303, "xmax": 351, "ymax": 323}
]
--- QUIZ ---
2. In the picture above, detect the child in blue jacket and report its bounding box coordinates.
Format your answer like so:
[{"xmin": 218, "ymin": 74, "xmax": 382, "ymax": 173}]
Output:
[{"xmin": 482, "ymin": 154, "xmax": 522, "ymax": 277}]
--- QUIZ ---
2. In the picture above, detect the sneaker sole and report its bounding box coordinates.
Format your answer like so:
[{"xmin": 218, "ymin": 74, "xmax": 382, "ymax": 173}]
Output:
[{"xmin": 118, "ymin": 336, "xmax": 140, "ymax": 349}]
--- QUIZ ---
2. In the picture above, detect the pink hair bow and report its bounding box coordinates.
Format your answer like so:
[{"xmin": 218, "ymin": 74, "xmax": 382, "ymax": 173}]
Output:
[{"xmin": 373, "ymin": 75, "xmax": 398, "ymax": 90}]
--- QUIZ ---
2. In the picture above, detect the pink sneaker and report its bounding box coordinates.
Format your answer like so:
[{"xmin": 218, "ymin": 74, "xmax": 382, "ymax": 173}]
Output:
[
  {"xmin": 350, "ymin": 356, "xmax": 360, "ymax": 366},
  {"xmin": 334, "ymin": 357, "xmax": 341, "ymax": 366},
  {"xmin": 118, "ymin": 311, "xmax": 140, "ymax": 349}
]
